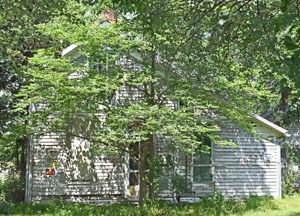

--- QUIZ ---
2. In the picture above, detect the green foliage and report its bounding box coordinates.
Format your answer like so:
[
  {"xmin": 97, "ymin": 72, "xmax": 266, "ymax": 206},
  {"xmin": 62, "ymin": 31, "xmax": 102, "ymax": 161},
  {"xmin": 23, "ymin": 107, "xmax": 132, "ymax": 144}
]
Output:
[
  {"xmin": 7, "ymin": 0, "xmax": 300, "ymax": 204},
  {"xmin": 0, "ymin": 178, "xmax": 25, "ymax": 203},
  {"xmin": 0, "ymin": 194, "xmax": 282, "ymax": 216},
  {"xmin": 171, "ymin": 174, "xmax": 186, "ymax": 197},
  {"xmin": 12, "ymin": 0, "xmax": 293, "ymax": 203},
  {"xmin": 282, "ymin": 167, "xmax": 300, "ymax": 195},
  {"xmin": 0, "ymin": 0, "xmax": 91, "ymax": 177},
  {"xmin": 245, "ymin": 196, "xmax": 278, "ymax": 211},
  {"xmin": 13, "ymin": 0, "xmax": 281, "ymax": 152},
  {"xmin": 281, "ymin": 141, "xmax": 300, "ymax": 195},
  {"xmin": 145, "ymin": 157, "xmax": 165, "ymax": 194}
]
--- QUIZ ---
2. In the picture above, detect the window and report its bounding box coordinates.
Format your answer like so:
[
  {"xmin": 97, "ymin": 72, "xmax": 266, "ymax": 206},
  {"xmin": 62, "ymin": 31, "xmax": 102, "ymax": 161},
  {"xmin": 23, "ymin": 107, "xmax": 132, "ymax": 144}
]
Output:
[
  {"xmin": 193, "ymin": 134, "xmax": 213, "ymax": 182},
  {"xmin": 127, "ymin": 142, "xmax": 140, "ymax": 198},
  {"xmin": 89, "ymin": 57, "xmax": 103, "ymax": 72},
  {"xmin": 129, "ymin": 142, "xmax": 139, "ymax": 186}
]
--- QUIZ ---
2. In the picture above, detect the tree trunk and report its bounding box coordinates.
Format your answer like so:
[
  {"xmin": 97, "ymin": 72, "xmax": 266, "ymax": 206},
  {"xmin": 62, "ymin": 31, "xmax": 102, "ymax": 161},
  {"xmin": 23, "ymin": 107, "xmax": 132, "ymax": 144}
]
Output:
[
  {"xmin": 16, "ymin": 139, "xmax": 19, "ymax": 170},
  {"xmin": 148, "ymin": 134, "xmax": 155, "ymax": 199},
  {"xmin": 20, "ymin": 137, "xmax": 27, "ymax": 177},
  {"xmin": 139, "ymin": 55, "xmax": 156, "ymax": 204},
  {"xmin": 148, "ymin": 56, "xmax": 156, "ymax": 199},
  {"xmin": 139, "ymin": 141, "xmax": 148, "ymax": 205}
]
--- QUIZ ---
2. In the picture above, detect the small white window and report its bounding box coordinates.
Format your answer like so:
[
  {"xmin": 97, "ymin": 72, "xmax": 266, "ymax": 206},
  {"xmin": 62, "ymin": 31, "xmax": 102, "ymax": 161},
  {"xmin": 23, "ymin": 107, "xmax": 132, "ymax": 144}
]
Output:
[{"xmin": 193, "ymin": 134, "xmax": 213, "ymax": 182}]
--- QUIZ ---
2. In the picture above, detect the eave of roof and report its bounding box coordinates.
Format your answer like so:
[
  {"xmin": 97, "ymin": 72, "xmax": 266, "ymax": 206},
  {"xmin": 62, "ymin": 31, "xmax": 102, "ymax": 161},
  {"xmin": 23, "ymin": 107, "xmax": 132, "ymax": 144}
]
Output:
[
  {"xmin": 248, "ymin": 112, "xmax": 289, "ymax": 137},
  {"xmin": 62, "ymin": 44, "xmax": 78, "ymax": 57}
]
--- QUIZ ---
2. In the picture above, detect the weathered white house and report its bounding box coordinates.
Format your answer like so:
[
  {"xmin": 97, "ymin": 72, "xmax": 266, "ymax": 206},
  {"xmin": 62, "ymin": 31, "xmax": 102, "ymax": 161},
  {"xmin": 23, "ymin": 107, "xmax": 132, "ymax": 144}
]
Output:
[{"xmin": 25, "ymin": 45, "xmax": 289, "ymax": 204}]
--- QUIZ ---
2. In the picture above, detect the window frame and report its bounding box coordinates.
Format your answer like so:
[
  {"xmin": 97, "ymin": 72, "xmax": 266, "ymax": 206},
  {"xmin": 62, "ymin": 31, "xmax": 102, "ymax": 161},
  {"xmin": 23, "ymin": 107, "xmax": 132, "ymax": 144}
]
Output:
[
  {"xmin": 191, "ymin": 134, "xmax": 214, "ymax": 183},
  {"xmin": 128, "ymin": 142, "xmax": 140, "ymax": 186}
]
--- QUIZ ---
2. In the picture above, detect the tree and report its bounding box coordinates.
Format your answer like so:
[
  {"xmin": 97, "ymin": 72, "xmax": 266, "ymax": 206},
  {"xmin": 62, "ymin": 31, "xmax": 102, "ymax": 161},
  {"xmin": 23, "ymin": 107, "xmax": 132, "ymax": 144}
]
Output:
[
  {"xmin": 13, "ymin": 0, "xmax": 273, "ymax": 204},
  {"xmin": 116, "ymin": 0, "xmax": 300, "ymax": 122},
  {"xmin": 17, "ymin": 24, "xmax": 229, "ymax": 204},
  {"xmin": 0, "ymin": 0, "xmax": 90, "ymax": 178},
  {"xmin": 263, "ymin": 0, "xmax": 300, "ymax": 122},
  {"xmin": 14, "ymin": 0, "xmax": 300, "ymax": 203}
]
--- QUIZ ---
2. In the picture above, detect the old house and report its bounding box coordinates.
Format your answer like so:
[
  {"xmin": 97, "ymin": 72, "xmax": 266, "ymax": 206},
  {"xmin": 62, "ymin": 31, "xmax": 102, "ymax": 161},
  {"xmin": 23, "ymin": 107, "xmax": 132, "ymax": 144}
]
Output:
[{"xmin": 24, "ymin": 45, "xmax": 288, "ymax": 204}]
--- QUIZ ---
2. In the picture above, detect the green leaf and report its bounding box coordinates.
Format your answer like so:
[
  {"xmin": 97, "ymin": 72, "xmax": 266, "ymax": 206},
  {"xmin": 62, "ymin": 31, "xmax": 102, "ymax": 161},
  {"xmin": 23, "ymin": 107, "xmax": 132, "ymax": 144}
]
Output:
[
  {"xmin": 281, "ymin": 0, "xmax": 290, "ymax": 12},
  {"xmin": 284, "ymin": 35, "xmax": 298, "ymax": 50}
]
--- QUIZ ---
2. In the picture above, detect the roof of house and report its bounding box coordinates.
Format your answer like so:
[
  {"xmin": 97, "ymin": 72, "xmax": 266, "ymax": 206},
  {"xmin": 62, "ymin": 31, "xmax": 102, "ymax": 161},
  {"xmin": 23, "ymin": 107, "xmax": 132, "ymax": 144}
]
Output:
[
  {"xmin": 248, "ymin": 112, "xmax": 289, "ymax": 137},
  {"xmin": 62, "ymin": 44, "xmax": 78, "ymax": 57}
]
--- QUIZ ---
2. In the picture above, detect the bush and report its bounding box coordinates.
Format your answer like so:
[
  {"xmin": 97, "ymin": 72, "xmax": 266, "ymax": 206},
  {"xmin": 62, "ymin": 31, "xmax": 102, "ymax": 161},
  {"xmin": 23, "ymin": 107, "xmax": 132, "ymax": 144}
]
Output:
[
  {"xmin": 188, "ymin": 192, "xmax": 277, "ymax": 216},
  {"xmin": 0, "ymin": 177, "xmax": 25, "ymax": 203},
  {"xmin": 246, "ymin": 196, "xmax": 277, "ymax": 211},
  {"xmin": 281, "ymin": 141, "xmax": 300, "ymax": 195}
]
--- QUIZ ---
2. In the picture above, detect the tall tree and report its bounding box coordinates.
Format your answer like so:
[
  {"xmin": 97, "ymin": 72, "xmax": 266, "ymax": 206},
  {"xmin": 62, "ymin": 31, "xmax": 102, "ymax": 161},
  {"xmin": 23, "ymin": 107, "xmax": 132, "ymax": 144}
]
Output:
[
  {"xmin": 0, "ymin": 0, "xmax": 84, "ymax": 178},
  {"xmin": 14, "ymin": 0, "xmax": 288, "ymax": 203}
]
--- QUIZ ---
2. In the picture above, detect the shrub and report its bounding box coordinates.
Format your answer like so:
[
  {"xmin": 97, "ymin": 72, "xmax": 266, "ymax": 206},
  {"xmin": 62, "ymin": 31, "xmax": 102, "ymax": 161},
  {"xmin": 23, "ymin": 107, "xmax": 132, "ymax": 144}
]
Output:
[
  {"xmin": 281, "ymin": 141, "xmax": 300, "ymax": 195},
  {"xmin": 0, "ymin": 177, "xmax": 25, "ymax": 203},
  {"xmin": 246, "ymin": 196, "xmax": 277, "ymax": 211}
]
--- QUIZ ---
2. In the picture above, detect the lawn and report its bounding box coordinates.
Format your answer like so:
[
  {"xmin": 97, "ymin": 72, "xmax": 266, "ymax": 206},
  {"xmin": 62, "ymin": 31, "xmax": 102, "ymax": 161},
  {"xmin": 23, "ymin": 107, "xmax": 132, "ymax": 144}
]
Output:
[
  {"xmin": 1, "ymin": 194, "xmax": 300, "ymax": 215},
  {"xmin": 232, "ymin": 195, "xmax": 300, "ymax": 216}
]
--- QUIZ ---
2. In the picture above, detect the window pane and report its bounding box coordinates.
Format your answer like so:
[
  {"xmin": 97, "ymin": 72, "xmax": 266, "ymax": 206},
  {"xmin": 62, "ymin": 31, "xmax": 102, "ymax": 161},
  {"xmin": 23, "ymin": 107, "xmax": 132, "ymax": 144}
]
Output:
[
  {"xmin": 193, "ymin": 133, "xmax": 213, "ymax": 182},
  {"xmin": 129, "ymin": 158, "xmax": 138, "ymax": 170},
  {"xmin": 193, "ymin": 167, "xmax": 212, "ymax": 182},
  {"xmin": 129, "ymin": 143, "xmax": 139, "ymax": 170},
  {"xmin": 129, "ymin": 172, "xmax": 139, "ymax": 186},
  {"xmin": 194, "ymin": 134, "xmax": 211, "ymax": 165},
  {"xmin": 193, "ymin": 152, "xmax": 211, "ymax": 164}
]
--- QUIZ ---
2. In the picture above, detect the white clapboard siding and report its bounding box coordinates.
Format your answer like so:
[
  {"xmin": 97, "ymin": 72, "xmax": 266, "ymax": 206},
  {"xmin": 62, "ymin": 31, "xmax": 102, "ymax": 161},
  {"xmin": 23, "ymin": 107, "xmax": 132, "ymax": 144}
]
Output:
[
  {"xmin": 29, "ymin": 131, "xmax": 126, "ymax": 203},
  {"xmin": 29, "ymin": 117, "xmax": 282, "ymax": 204},
  {"xmin": 154, "ymin": 119, "xmax": 282, "ymax": 201},
  {"xmin": 213, "ymin": 121, "xmax": 280, "ymax": 199},
  {"xmin": 192, "ymin": 184, "xmax": 214, "ymax": 196}
]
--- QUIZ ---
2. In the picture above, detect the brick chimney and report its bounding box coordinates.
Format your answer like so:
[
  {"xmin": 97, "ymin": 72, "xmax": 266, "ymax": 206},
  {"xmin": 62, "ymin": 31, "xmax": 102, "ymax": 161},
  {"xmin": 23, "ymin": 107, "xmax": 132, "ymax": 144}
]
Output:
[{"xmin": 102, "ymin": 8, "xmax": 117, "ymax": 24}]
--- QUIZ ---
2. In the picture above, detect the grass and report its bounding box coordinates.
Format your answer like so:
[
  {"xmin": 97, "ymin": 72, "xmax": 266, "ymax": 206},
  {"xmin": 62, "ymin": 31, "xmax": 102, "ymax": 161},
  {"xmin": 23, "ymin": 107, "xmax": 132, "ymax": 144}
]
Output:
[
  {"xmin": 232, "ymin": 194, "xmax": 300, "ymax": 216},
  {"xmin": 1, "ymin": 194, "xmax": 300, "ymax": 216}
]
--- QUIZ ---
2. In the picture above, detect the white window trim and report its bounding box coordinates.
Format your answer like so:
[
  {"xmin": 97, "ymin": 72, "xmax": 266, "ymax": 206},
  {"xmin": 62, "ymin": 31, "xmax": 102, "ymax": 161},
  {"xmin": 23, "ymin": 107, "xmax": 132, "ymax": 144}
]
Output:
[{"xmin": 191, "ymin": 141, "xmax": 214, "ymax": 184}]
